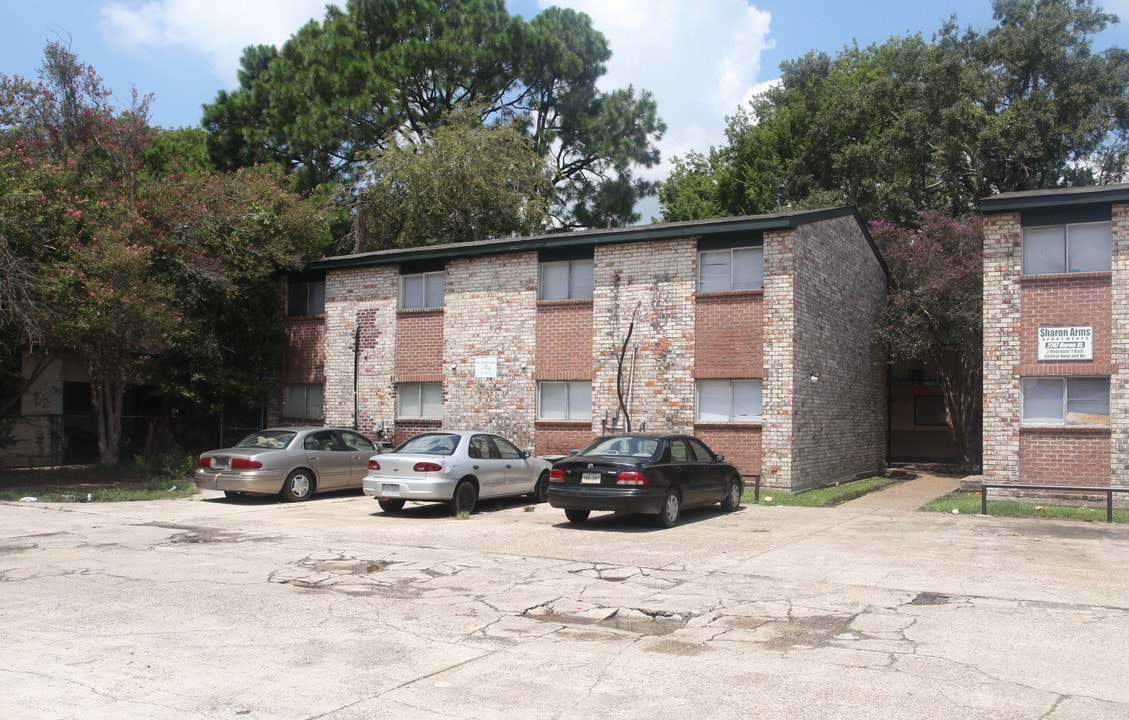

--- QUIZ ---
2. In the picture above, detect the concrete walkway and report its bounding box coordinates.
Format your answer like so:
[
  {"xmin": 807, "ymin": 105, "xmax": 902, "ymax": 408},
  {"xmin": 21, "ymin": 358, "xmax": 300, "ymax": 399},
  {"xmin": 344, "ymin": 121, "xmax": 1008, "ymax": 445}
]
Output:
[{"xmin": 840, "ymin": 468, "xmax": 962, "ymax": 512}]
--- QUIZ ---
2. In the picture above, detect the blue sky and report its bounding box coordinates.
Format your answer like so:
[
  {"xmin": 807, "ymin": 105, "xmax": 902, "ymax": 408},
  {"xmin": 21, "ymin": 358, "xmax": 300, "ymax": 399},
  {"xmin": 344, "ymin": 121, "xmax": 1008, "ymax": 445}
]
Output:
[{"xmin": 4, "ymin": 0, "xmax": 1128, "ymax": 217}]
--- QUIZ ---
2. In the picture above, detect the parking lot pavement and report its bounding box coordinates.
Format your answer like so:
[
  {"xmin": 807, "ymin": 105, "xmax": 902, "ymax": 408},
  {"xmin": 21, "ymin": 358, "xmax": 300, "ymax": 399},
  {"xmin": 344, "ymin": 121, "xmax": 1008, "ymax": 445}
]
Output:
[{"xmin": 2, "ymin": 489, "xmax": 1128, "ymax": 720}]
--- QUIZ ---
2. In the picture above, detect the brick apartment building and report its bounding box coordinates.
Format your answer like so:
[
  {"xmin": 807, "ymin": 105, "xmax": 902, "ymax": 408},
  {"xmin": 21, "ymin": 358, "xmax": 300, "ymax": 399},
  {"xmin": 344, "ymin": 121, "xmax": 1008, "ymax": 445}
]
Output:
[
  {"xmin": 981, "ymin": 184, "xmax": 1129, "ymax": 494},
  {"xmin": 281, "ymin": 208, "xmax": 889, "ymax": 493}
]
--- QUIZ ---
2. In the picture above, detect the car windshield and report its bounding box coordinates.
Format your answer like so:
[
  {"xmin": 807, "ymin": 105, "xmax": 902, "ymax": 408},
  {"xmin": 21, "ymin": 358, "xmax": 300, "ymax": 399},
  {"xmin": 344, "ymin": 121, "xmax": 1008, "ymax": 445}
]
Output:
[
  {"xmin": 395, "ymin": 433, "xmax": 461, "ymax": 456},
  {"xmin": 235, "ymin": 430, "xmax": 297, "ymax": 449},
  {"xmin": 579, "ymin": 436, "xmax": 659, "ymax": 459}
]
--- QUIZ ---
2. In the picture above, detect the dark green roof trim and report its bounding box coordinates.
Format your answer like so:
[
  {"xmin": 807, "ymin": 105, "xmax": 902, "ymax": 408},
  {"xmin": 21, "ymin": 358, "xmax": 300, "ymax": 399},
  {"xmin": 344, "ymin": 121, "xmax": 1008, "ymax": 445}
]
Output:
[
  {"xmin": 981, "ymin": 184, "xmax": 1129, "ymax": 213},
  {"xmin": 308, "ymin": 207, "xmax": 868, "ymax": 271}
]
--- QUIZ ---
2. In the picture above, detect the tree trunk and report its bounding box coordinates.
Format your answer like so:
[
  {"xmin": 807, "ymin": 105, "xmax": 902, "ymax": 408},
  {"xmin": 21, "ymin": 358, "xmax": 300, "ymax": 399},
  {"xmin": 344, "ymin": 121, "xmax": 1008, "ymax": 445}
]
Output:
[
  {"xmin": 90, "ymin": 375, "xmax": 125, "ymax": 466},
  {"xmin": 936, "ymin": 348, "xmax": 983, "ymax": 473}
]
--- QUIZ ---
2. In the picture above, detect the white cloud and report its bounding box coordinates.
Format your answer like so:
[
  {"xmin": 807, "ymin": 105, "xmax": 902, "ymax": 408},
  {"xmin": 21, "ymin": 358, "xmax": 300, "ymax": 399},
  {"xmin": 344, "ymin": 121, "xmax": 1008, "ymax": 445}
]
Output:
[
  {"xmin": 540, "ymin": 0, "xmax": 775, "ymax": 179},
  {"xmin": 99, "ymin": 0, "xmax": 328, "ymax": 84}
]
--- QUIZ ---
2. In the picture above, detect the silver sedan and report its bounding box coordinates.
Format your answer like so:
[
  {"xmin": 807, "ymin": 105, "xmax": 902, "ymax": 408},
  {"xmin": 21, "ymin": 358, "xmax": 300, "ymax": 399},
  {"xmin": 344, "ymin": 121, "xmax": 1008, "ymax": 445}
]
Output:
[
  {"xmin": 195, "ymin": 427, "xmax": 379, "ymax": 501},
  {"xmin": 362, "ymin": 430, "xmax": 552, "ymax": 514}
]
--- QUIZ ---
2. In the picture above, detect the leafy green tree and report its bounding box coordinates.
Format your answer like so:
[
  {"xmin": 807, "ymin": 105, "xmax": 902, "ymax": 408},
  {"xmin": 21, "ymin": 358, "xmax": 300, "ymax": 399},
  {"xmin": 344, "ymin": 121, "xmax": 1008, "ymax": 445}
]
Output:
[
  {"xmin": 143, "ymin": 164, "xmax": 331, "ymax": 425},
  {"xmin": 660, "ymin": 0, "xmax": 1129, "ymax": 225},
  {"xmin": 203, "ymin": 0, "xmax": 665, "ymax": 229},
  {"xmin": 1, "ymin": 44, "xmax": 332, "ymax": 463},
  {"xmin": 357, "ymin": 108, "xmax": 553, "ymax": 248},
  {"xmin": 872, "ymin": 214, "xmax": 984, "ymax": 472}
]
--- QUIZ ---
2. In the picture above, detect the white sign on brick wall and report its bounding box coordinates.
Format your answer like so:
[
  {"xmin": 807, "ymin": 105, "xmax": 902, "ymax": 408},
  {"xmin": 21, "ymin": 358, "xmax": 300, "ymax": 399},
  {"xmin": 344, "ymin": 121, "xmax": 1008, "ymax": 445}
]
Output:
[
  {"xmin": 475, "ymin": 357, "xmax": 498, "ymax": 378},
  {"xmin": 1038, "ymin": 326, "xmax": 1093, "ymax": 361}
]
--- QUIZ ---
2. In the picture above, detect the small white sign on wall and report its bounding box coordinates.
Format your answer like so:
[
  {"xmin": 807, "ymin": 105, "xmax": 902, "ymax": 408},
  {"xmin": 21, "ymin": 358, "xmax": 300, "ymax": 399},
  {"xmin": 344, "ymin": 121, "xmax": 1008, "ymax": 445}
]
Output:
[
  {"xmin": 475, "ymin": 357, "xmax": 498, "ymax": 378},
  {"xmin": 1038, "ymin": 326, "xmax": 1093, "ymax": 361}
]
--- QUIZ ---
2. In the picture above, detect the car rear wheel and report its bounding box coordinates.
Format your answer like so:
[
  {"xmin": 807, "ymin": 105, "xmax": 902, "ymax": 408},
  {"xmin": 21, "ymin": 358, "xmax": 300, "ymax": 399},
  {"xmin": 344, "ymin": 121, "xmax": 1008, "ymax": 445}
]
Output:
[
  {"xmin": 564, "ymin": 508, "xmax": 590, "ymax": 524},
  {"xmin": 655, "ymin": 489, "xmax": 681, "ymax": 528},
  {"xmin": 280, "ymin": 469, "xmax": 315, "ymax": 502},
  {"xmin": 529, "ymin": 471, "xmax": 550, "ymax": 503},
  {"xmin": 378, "ymin": 499, "xmax": 405, "ymax": 513},
  {"xmin": 452, "ymin": 480, "xmax": 477, "ymax": 515},
  {"xmin": 721, "ymin": 479, "xmax": 742, "ymax": 512}
]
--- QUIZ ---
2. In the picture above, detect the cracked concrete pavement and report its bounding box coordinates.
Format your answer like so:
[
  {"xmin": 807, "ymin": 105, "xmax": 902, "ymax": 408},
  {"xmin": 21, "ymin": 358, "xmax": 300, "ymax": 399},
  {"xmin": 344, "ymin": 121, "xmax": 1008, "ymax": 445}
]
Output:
[{"xmin": 1, "ymin": 478, "xmax": 1128, "ymax": 720}]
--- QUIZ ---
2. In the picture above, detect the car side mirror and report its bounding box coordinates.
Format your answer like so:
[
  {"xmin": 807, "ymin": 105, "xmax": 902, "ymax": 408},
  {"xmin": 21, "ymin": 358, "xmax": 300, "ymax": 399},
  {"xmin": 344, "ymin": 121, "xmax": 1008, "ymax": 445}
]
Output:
[
  {"xmin": 520, "ymin": 450, "xmax": 530, "ymax": 459},
  {"xmin": 715, "ymin": 454, "xmax": 725, "ymax": 462},
  {"xmin": 569, "ymin": 449, "xmax": 580, "ymax": 456}
]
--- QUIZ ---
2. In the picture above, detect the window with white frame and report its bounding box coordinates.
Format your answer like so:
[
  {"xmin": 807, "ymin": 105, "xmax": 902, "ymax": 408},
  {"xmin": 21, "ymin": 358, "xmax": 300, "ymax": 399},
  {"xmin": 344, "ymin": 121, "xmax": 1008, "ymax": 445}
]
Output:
[
  {"xmin": 400, "ymin": 270, "xmax": 445, "ymax": 309},
  {"xmin": 1021, "ymin": 376, "xmax": 1110, "ymax": 425},
  {"xmin": 538, "ymin": 380, "xmax": 592, "ymax": 420},
  {"xmin": 1022, "ymin": 222, "xmax": 1111, "ymax": 275},
  {"xmin": 699, "ymin": 246, "xmax": 764, "ymax": 292},
  {"xmin": 696, "ymin": 379, "xmax": 763, "ymax": 422},
  {"xmin": 397, "ymin": 382, "xmax": 443, "ymax": 418},
  {"xmin": 283, "ymin": 384, "xmax": 324, "ymax": 419},
  {"xmin": 540, "ymin": 258, "xmax": 594, "ymax": 300}
]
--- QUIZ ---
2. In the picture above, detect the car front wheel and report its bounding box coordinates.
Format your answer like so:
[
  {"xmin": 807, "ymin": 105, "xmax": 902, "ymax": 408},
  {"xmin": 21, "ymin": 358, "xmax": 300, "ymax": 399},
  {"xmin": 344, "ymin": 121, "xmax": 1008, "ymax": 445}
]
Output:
[
  {"xmin": 281, "ymin": 469, "xmax": 315, "ymax": 502},
  {"xmin": 721, "ymin": 479, "xmax": 742, "ymax": 512},
  {"xmin": 655, "ymin": 489, "xmax": 681, "ymax": 528},
  {"xmin": 452, "ymin": 480, "xmax": 477, "ymax": 515}
]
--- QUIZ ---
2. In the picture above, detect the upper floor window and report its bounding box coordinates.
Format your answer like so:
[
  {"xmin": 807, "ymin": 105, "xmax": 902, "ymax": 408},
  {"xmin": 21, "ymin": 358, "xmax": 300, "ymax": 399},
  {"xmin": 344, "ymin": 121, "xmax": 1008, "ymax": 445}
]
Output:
[
  {"xmin": 288, "ymin": 280, "xmax": 325, "ymax": 316},
  {"xmin": 400, "ymin": 270, "xmax": 444, "ymax": 309},
  {"xmin": 699, "ymin": 246, "xmax": 764, "ymax": 292},
  {"xmin": 540, "ymin": 258, "xmax": 594, "ymax": 300},
  {"xmin": 1022, "ymin": 376, "xmax": 1109, "ymax": 425},
  {"xmin": 1022, "ymin": 222, "xmax": 1111, "ymax": 275},
  {"xmin": 696, "ymin": 379, "xmax": 763, "ymax": 422},
  {"xmin": 538, "ymin": 380, "xmax": 592, "ymax": 420}
]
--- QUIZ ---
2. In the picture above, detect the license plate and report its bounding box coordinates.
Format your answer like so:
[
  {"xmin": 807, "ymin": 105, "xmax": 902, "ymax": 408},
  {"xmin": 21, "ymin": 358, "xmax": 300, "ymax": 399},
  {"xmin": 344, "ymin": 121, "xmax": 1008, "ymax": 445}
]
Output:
[
  {"xmin": 382, "ymin": 484, "xmax": 401, "ymax": 496},
  {"xmin": 581, "ymin": 472, "xmax": 602, "ymax": 484},
  {"xmin": 212, "ymin": 457, "xmax": 230, "ymax": 470}
]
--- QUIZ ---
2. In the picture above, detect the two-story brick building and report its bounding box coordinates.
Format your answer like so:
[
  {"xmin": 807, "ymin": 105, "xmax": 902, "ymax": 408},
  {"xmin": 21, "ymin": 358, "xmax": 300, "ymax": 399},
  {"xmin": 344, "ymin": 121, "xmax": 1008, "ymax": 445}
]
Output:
[
  {"xmin": 282, "ymin": 208, "xmax": 889, "ymax": 493},
  {"xmin": 981, "ymin": 184, "xmax": 1129, "ymax": 496}
]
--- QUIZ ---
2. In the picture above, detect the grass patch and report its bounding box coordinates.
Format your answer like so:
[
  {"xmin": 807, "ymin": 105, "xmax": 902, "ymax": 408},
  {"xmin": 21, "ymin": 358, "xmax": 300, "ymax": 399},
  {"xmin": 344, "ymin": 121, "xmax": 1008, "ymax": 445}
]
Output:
[
  {"xmin": 0, "ymin": 454, "xmax": 199, "ymax": 503},
  {"xmin": 747, "ymin": 476, "xmax": 902, "ymax": 507},
  {"xmin": 924, "ymin": 491, "xmax": 1129, "ymax": 523}
]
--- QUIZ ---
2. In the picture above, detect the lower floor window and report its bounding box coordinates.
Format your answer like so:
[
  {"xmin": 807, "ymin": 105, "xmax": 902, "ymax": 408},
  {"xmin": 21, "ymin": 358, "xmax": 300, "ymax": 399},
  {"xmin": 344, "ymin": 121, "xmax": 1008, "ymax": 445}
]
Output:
[
  {"xmin": 1022, "ymin": 376, "xmax": 1110, "ymax": 425},
  {"xmin": 284, "ymin": 384, "xmax": 324, "ymax": 419},
  {"xmin": 697, "ymin": 379, "xmax": 763, "ymax": 421},
  {"xmin": 538, "ymin": 380, "xmax": 592, "ymax": 420},
  {"xmin": 398, "ymin": 382, "xmax": 442, "ymax": 418}
]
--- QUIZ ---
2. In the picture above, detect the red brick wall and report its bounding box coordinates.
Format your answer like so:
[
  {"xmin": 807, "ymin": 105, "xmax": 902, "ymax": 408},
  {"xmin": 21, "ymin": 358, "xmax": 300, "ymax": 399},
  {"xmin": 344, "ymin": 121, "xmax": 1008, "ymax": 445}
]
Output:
[
  {"xmin": 693, "ymin": 425, "xmax": 762, "ymax": 478},
  {"xmin": 1017, "ymin": 272, "xmax": 1112, "ymax": 487},
  {"xmin": 282, "ymin": 316, "xmax": 325, "ymax": 383},
  {"xmin": 395, "ymin": 310, "xmax": 444, "ymax": 378},
  {"xmin": 534, "ymin": 300, "xmax": 594, "ymax": 456},
  {"xmin": 1018, "ymin": 427, "xmax": 1111, "ymax": 487},
  {"xmin": 1019, "ymin": 274, "xmax": 1111, "ymax": 366},
  {"xmin": 694, "ymin": 290, "xmax": 764, "ymax": 374},
  {"xmin": 392, "ymin": 419, "xmax": 442, "ymax": 447},
  {"xmin": 693, "ymin": 290, "xmax": 765, "ymax": 474}
]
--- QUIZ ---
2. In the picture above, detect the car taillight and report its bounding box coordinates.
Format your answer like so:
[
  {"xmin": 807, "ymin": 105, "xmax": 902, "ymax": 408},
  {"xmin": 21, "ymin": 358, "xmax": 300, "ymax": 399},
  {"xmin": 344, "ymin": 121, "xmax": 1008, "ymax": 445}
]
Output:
[
  {"xmin": 197, "ymin": 456, "xmax": 211, "ymax": 468},
  {"xmin": 414, "ymin": 462, "xmax": 442, "ymax": 472},
  {"xmin": 367, "ymin": 460, "xmax": 381, "ymax": 471},
  {"xmin": 230, "ymin": 458, "xmax": 263, "ymax": 470},
  {"xmin": 549, "ymin": 468, "xmax": 566, "ymax": 482},
  {"xmin": 615, "ymin": 471, "xmax": 647, "ymax": 486}
]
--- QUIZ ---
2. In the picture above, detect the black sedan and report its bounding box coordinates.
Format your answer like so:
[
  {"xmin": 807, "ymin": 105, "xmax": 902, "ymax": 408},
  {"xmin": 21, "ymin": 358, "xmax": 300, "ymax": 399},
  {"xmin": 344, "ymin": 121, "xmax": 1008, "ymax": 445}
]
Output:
[{"xmin": 547, "ymin": 434, "xmax": 744, "ymax": 528}]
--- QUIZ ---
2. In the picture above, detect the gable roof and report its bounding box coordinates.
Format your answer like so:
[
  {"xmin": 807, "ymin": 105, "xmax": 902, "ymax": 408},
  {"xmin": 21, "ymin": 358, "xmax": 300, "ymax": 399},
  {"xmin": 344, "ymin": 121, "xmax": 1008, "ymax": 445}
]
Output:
[
  {"xmin": 308, "ymin": 207, "xmax": 879, "ymax": 271},
  {"xmin": 981, "ymin": 184, "xmax": 1129, "ymax": 213}
]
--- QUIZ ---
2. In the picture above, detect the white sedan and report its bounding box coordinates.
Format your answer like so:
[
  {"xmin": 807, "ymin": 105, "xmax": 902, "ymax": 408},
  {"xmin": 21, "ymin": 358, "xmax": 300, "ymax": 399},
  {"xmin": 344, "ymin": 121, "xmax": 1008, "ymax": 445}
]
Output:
[{"xmin": 363, "ymin": 430, "xmax": 551, "ymax": 514}]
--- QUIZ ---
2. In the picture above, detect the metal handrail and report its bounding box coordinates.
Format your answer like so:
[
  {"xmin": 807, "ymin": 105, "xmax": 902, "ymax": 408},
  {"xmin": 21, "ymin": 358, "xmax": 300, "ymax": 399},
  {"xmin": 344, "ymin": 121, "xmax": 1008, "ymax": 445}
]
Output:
[
  {"xmin": 979, "ymin": 483, "xmax": 1129, "ymax": 522},
  {"xmin": 742, "ymin": 473, "xmax": 762, "ymax": 502}
]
